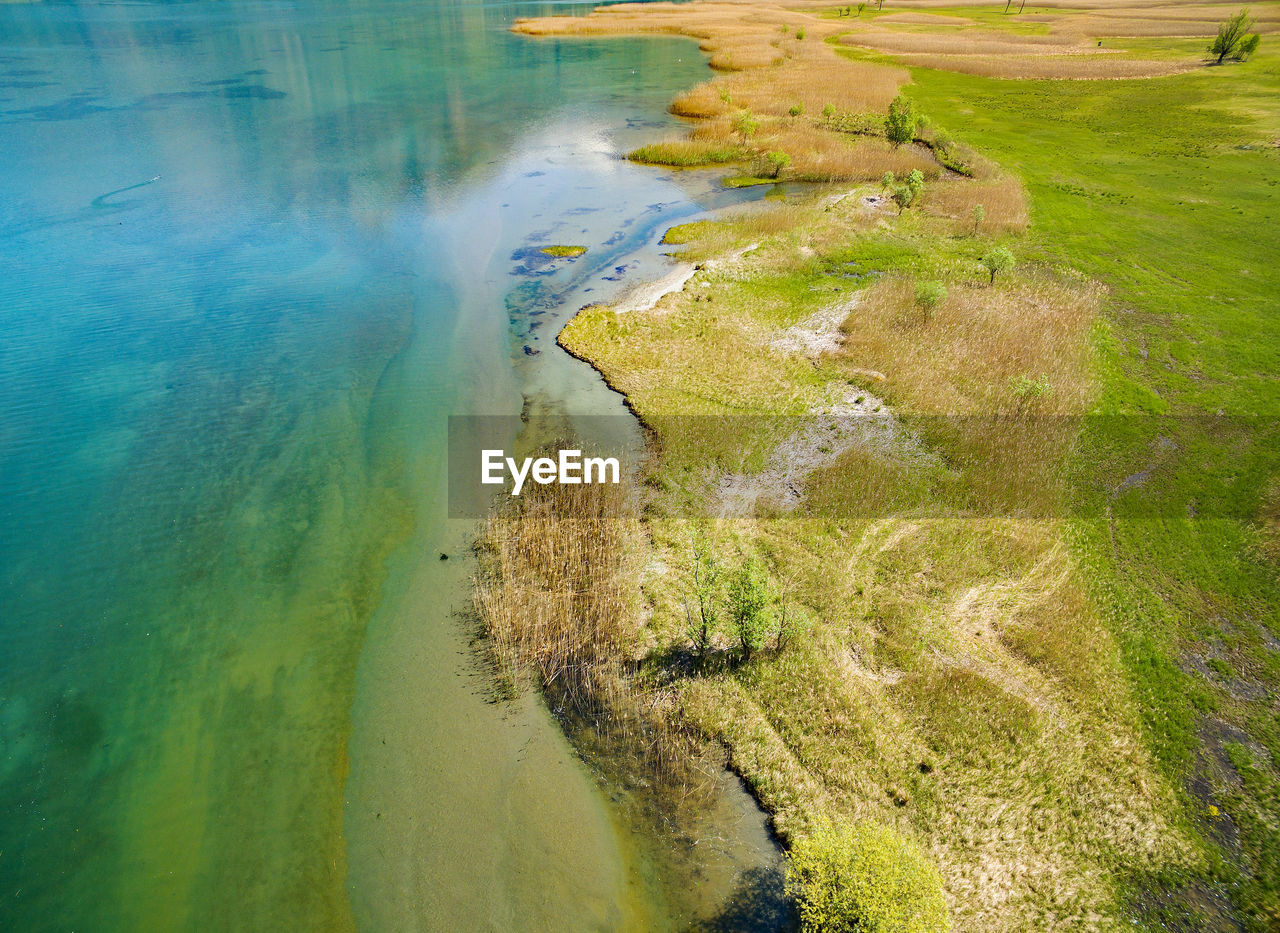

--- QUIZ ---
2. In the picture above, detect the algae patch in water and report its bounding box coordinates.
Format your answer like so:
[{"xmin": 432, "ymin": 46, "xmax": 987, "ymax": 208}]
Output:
[{"xmin": 540, "ymin": 244, "xmax": 588, "ymax": 258}]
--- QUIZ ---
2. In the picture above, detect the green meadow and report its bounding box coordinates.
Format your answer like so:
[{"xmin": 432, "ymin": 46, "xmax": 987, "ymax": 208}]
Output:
[{"xmin": 907, "ymin": 47, "xmax": 1280, "ymax": 925}]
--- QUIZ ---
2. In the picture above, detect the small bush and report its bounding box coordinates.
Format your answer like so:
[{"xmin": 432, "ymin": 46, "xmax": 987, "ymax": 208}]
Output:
[
  {"xmin": 728, "ymin": 557, "xmax": 772, "ymax": 661},
  {"xmin": 733, "ymin": 109, "xmax": 761, "ymax": 143},
  {"xmin": 789, "ymin": 103, "xmax": 805, "ymax": 117},
  {"xmin": 980, "ymin": 246, "xmax": 1015, "ymax": 284},
  {"xmin": 1010, "ymin": 372, "xmax": 1055, "ymax": 404},
  {"xmin": 914, "ymin": 280, "xmax": 946, "ymax": 322},
  {"xmin": 787, "ymin": 819, "xmax": 951, "ymax": 933},
  {"xmin": 885, "ymin": 95, "xmax": 918, "ymax": 148}
]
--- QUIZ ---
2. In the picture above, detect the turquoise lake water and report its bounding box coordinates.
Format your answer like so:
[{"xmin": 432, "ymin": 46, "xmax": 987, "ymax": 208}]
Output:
[{"xmin": 0, "ymin": 1, "xmax": 783, "ymax": 929}]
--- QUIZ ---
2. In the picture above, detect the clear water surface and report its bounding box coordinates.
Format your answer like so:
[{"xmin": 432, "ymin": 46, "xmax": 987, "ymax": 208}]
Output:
[{"xmin": 0, "ymin": 1, "xmax": 782, "ymax": 930}]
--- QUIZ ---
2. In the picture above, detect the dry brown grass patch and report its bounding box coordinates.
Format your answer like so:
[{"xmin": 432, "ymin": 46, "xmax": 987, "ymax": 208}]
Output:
[
  {"xmin": 838, "ymin": 274, "xmax": 1098, "ymax": 416},
  {"xmin": 924, "ymin": 176, "xmax": 1029, "ymax": 235},
  {"xmin": 893, "ymin": 52, "xmax": 1194, "ymax": 78}
]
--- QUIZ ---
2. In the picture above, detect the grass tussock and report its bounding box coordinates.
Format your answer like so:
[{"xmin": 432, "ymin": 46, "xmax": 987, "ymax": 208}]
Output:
[{"xmin": 628, "ymin": 138, "xmax": 741, "ymax": 167}]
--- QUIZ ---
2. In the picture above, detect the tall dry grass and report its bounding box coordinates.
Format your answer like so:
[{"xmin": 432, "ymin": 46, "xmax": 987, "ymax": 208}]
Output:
[
  {"xmin": 838, "ymin": 274, "xmax": 1098, "ymax": 416},
  {"xmin": 475, "ymin": 476, "xmax": 637, "ymax": 704},
  {"xmin": 474, "ymin": 475, "xmax": 709, "ymax": 785},
  {"xmin": 892, "ymin": 52, "xmax": 1193, "ymax": 78},
  {"xmin": 924, "ymin": 176, "xmax": 1029, "ymax": 235}
]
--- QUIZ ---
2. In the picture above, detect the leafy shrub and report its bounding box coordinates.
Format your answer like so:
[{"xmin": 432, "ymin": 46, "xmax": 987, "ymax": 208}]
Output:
[
  {"xmin": 787, "ymin": 819, "xmax": 951, "ymax": 933},
  {"xmin": 728, "ymin": 557, "xmax": 772, "ymax": 661},
  {"xmin": 884, "ymin": 95, "xmax": 918, "ymax": 148},
  {"xmin": 980, "ymin": 246, "xmax": 1015, "ymax": 284},
  {"xmin": 914, "ymin": 280, "xmax": 946, "ymax": 322},
  {"xmin": 1009, "ymin": 372, "xmax": 1055, "ymax": 404}
]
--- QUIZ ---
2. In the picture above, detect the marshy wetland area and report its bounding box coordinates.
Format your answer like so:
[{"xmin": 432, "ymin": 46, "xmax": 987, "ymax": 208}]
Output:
[
  {"xmin": 483, "ymin": 0, "xmax": 1280, "ymax": 930},
  {"xmin": 1, "ymin": 0, "xmax": 1277, "ymax": 931}
]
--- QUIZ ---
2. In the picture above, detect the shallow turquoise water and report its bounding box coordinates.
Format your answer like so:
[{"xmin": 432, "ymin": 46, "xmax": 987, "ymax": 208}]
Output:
[{"xmin": 0, "ymin": 2, "xmax": 776, "ymax": 929}]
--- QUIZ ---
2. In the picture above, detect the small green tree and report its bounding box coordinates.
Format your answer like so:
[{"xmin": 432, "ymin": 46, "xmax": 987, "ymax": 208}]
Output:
[
  {"xmin": 906, "ymin": 169, "xmax": 925, "ymax": 196},
  {"xmin": 891, "ymin": 183, "xmax": 916, "ymax": 214},
  {"xmin": 787, "ymin": 819, "xmax": 951, "ymax": 933},
  {"xmin": 766, "ymin": 150, "xmax": 792, "ymax": 178},
  {"xmin": 857, "ymin": 2, "xmax": 866, "ymax": 14},
  {"xmin": 733, "ymin": 109, "xmax": 760, "ymax": 144},
  {"xmin": 915, "ymin": 280, "xmax": 946, "ymax": 323},
  {"xmin": 981, "ymin": 246, "xmax": 1015, "ymax": 284},
  {"xmin": 881, "ymin": 171, "xmax": 895, "ymax": 192},
  {"xmin": 728, "ymin": 557, "xmax": 772, "ymax": 662},
  {"xmin": 686, "ymin": 542, "xmax": 722, "ymax": 658},
  {"xmin": 822, "ymin": 102, "xmax": 836, "ymax": 125},
  {"xmin": 789, "ymin": 103, "xmax": 805, "ymax": 117},
  {"xmin": 885, "ymin": 95, "xmax": 918, "ymax": 147},
  {"xmin": 1209, "ymin": 9, "xmax": 1259, "ymax": 64},
  {"xmin": 971, "ymin": 203, "xmax": 986, "ymax": 236}
]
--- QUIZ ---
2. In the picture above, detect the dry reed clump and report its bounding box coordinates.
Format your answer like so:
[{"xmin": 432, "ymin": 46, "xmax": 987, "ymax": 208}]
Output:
[
  {"xmin": 892, "ymin": 52, "xmax": 1193, "ymax": 79},
  {"xmin": 837, "ymin": 274, "xmax": 1097, "ymax": 416},
  {"xmin": 473, "ymin": 475, "xmax": 709, "ymax": 786},
  {"xmin": 627, "ymin": 137, "xmax": 741, "ymax": 167},
  {"xmin": 761, "ymin": 124, "xmax": 941, "ymax": 182},
  {"xmin": 474, "ymin": 477, "xmax": 637, "ymax": 705},
  {"xmin": 923, "ymin": 176, "xmax": 1029, "ymax": 235},
  {"xmin": 876, "ymin": 12, "xmax": 977, "ymax": 27},
  {"xmin": 843, "ymin": 29, "xmax": 1087, "ymax": 57},
  {"xmin": 671, "ymin": 55, "xmax": 907, "ymax": 121}
]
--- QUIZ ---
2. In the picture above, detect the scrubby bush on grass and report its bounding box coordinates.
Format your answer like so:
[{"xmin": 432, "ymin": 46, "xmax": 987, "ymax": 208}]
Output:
[
  {"xmin": 980, "ymin": 246, "xmax": 1014, "ymax": 285},
  {"xmin": 787, "ymin": 818, "xmax": 951, "ymax": 933},
  {"xmin": 766, "ymin": 151, "xmax": 792, "ymax": 178},
  {"xmin": 728, "ymin": 556, "xmax": 772, "ymax": 662},
  {"xmin": 891, "ymin": 170, "xmax": 925, "ymax": 214},
  {"xmin": 685, "ymin": 541, "xmax": 722, "ymax": 660},
  {"xmin": 733, "ymin": 109, "xmax": 761, "ymax": 144},
  {"xmin": 914, "ymin": 280, "xmax": 946, "ymax": 324}
]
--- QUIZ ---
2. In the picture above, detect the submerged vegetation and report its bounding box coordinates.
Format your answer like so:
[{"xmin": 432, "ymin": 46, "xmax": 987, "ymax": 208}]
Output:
[
  {"xmin": 507, "ymin": 2, "xmax": 1280, "ymax": 931},
  {"xmin": 539, "ymin": 244, "xmax": 587, "ymax": 258}
]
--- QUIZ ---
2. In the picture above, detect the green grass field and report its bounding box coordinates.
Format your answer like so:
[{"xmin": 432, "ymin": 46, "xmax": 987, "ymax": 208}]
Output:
[{"xmin": 905, "ymin": 46, "xmax": 1280, "ymax": 928}]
